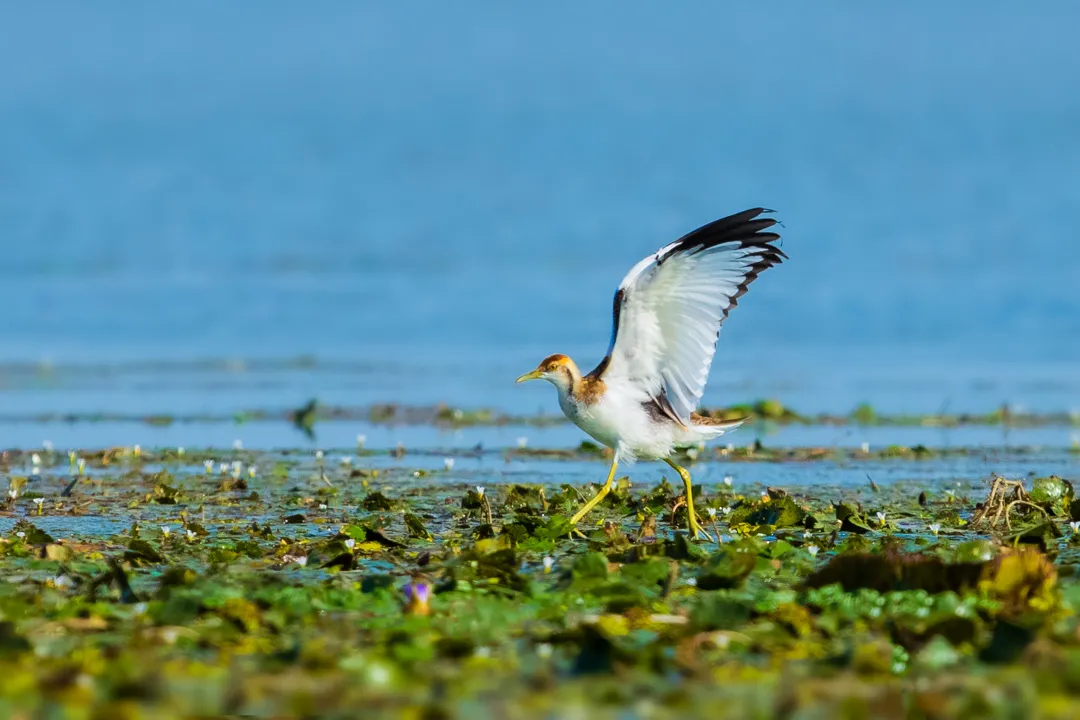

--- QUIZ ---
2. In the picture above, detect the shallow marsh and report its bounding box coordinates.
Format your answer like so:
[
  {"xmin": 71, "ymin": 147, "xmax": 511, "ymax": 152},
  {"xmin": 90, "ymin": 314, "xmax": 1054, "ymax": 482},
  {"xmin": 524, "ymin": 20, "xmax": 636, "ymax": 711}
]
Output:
[{"xmin": 0, "ymin": 430, "xmax": 1078, "ymax": 718}]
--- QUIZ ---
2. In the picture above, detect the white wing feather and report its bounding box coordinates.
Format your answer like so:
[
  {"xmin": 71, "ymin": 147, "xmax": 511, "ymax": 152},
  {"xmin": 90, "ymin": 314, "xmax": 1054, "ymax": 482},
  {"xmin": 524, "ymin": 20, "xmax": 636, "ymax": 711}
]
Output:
[{"xmin": 592, "ymin": 208, "xmax": 785, "ymax": 425}]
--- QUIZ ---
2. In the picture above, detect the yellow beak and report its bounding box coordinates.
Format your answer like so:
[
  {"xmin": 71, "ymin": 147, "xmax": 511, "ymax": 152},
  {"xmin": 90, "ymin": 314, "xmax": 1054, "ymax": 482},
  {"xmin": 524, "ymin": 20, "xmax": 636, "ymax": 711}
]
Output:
[{"xmin": 516, "ymin": 369, "xmax": 543, "ymax": 384}]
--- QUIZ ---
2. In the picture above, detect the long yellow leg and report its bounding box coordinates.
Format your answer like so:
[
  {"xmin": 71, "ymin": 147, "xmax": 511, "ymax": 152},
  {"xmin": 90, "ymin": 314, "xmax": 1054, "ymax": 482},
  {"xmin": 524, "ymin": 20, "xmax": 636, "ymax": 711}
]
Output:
[
  {"xmin": 665, "ymin": 458, "xmax": 714, "ymax": 542},
  {"xmin": 570, "ymin": 456, "xmax": 618, "ymax": 525}
]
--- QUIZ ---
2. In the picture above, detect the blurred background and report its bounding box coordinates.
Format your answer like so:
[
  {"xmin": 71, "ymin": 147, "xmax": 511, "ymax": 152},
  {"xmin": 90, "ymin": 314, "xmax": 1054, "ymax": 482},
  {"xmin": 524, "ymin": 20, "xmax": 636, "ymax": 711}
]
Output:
[{"xmin": 0, "ymin": 1, "xmax": 1077, "ymax": 448}]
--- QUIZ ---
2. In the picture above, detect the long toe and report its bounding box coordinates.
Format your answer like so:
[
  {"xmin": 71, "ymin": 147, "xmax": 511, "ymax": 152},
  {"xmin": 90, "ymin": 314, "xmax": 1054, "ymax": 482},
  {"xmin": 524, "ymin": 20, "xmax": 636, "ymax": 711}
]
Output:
[{"xmin": 689, "ymin": 513, "xmax": 714, "ymax": 542}]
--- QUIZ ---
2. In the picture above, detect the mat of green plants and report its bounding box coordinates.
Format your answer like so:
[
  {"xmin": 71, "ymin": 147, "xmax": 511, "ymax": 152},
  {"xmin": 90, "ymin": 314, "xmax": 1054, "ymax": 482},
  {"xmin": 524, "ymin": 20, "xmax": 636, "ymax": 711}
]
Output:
[{"xmin": 2, "ymin": 407, "xmax": 1080, "ymax": 719}]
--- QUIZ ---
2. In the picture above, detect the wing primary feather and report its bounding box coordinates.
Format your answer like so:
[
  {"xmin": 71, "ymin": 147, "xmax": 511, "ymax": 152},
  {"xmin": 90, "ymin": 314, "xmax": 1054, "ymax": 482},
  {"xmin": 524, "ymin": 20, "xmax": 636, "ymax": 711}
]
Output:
[{"xmin": 586, "ymin": 207, "xmax": 786, "ymax": 420}]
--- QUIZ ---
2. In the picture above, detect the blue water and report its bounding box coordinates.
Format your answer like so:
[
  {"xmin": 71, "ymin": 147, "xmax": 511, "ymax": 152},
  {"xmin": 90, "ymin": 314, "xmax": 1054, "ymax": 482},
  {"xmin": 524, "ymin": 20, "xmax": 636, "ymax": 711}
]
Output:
[{"xmin": 1, "ymin": 2, "xmax": 1078, "ymax": 443}]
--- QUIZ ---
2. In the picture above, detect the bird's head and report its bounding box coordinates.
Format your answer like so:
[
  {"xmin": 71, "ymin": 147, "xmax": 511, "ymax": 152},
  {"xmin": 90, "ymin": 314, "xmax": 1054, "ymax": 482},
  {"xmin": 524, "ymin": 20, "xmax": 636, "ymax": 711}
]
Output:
[{"xmin": 516, "ymin": 354, "xmax": 578, "ymax": 391}]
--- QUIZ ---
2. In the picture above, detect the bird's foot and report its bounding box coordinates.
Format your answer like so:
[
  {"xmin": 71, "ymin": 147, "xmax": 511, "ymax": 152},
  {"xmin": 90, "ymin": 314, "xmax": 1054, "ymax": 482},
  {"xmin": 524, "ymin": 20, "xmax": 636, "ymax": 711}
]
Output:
[{"xmin": 688, "ymin": 512, "xmax": 715, "ymax": 543}]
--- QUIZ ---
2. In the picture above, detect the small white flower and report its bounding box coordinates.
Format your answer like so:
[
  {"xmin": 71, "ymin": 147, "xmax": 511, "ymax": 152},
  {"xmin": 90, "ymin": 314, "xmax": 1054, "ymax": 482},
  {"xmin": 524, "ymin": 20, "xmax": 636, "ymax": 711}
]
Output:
[
  {"xmin": 77, "ymin": 458, "xmax": 86, "ymax": 473},
  {"xmin": 203, "ymin": 460, "xmax": 214, "ymax": 473},
  {"xmin": 160, "ymin": 526, "xmax": 170, "ymax": 537},
  {"xmin": 876, "ymin": 511, "xmax": 887, "ymax": 524},
  {"xmin": 536, "ymin": 643, "xmax": 553, "ymax": 659},
  {"xmin": 295, "ymin": 556, "xmax": 308, "ymax": 568},
  {"xmin": 542, "ymin": 556, "xmax": 554, "ymax": 573},
  {"xmin": 443, "ymin": 457, "xmax": 455, "ymax": 471},
  {"xmin": 726, "ymin": 443, "xmax": 735, "ymax": 452},
  {"xmin": 315, "ymin": 450, "xmax": 324, "ymax": 461},
  {"xmin": 68, "ymin": 450, "xmax": 76, "ymax": 463},
  {"xmin": 7, "ymin": 487, "xmax": 17, "ymax": 500},
  {"xmin": 133, "ymin": 602, "xmax": 148, "ymax": 615},
  {"xmin": 807, "ymin": 545, "xmax": 820, "ymax": 557},
  {"xmin": 133, "ymin": 444, "xmax": 141, "ymax": 457},
  {"xmin": 803, "ymin": 530, "xmax": 812, "ymax": 539},
  {"xmin": 232, "ymin": 439, "xmax": 243, "ymax": 450},
  {"xmin": 248, "ymin": 465, "xmax": 257, "ymax": 478},
  {"xmin": 685, "ymin": 577, "xmax": 698, "ymax": 587},
  {"xmin": 720, "ymin": 506, "xmax": 732, "ymax": 516},
  {"xmin": 186, "ymin": 529, "xmax": 196, "ymax": 542},
  {"xmin": 1070, "ymin": 521, "xmax": 1080, "ymax": 534},
  {"xmin": 218, "ymin": 462, "xmax": 228, "ymax": 475},
  {"xmin": 345, "ymin": 538, "xmax": 356, "ymax": 550},
  {"xmin": 356, "ymin": 434, "xmax": 367, "ymax": 449},
  {"xmin": 860, "ymin": 442, "xmax": 870, "ymax": 453},
  {"xmin": 685, "ymin": 447, "xmax": 699, "ymax": 460},
  {"xmin": 476, "ymin": 486, "xmax": 485, "ymax": 499},
  {"xmin": 340, "ymin": 456, "xmax": 353, "ymax": 466},
  {"xmin": 53, "ymin": 574, "xmax": 73, "ymax": 589},
  {"xmin": 16, "ymin": 531, "xmax": 25, "ymax": 538},
  {"xmin": 177, "ymin": 447, "xmax": 185, "ymax": 456},
  {"xmin": 31, "ymin": 453, "xmax": 41, "ymax": 466},
  {"xmin": 231, "ymin": 461, "xmax": 242, "ymax": 478},
  {"xmin": 929, "ymin": 523, "xmax": 941, "ymax": 536},
  {"xmin": 43, "ymin": 441, "xmax": 53, "ymax": 452},
  {"xmin": 33, "ymin": 498, "xmax": 44, "ymax": 508},
  {"xmin": 723, "ymin": 476, "xmax": 733, "ymax": 487},
  {"xmin": 319, "ymin": 503, "xmax": 327, "ymax": 510},
  {"xmin": 706, "ymin": 507, "xmax": 717, "ymax": 519},
  {"xmin": 516, "ymin": 437, "xmax": 528, "ymax": 448}
]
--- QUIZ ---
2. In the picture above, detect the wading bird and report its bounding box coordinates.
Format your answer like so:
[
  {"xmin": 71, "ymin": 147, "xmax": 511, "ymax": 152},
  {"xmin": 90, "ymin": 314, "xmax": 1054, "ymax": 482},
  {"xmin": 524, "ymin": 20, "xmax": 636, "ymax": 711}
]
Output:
[{"xmin": 516, "ymin": 208, "xmax": 785, "ymax": 540}]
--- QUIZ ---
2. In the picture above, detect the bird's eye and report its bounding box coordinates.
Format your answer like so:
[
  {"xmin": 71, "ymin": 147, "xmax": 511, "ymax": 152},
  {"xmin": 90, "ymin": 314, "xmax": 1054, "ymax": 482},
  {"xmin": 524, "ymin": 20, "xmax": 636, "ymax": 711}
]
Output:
[{"xmin": 547, "ymin": 364, "xmax": 558, "ymax": 372}]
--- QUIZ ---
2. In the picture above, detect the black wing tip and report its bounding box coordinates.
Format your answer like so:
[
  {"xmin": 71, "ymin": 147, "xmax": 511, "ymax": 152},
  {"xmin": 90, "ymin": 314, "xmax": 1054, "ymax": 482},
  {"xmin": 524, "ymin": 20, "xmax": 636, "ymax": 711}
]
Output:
[
  {"xmin": 670, "ymin": 206, "xmax": 787, "ymax": 261},
  {"xmin": 595, "ymin": 205, "xmax": 787, "ymax": 380}
]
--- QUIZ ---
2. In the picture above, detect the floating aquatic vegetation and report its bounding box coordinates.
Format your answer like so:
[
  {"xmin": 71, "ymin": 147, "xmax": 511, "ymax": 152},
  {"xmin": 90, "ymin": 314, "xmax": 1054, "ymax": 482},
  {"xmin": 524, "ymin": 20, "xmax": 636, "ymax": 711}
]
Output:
[{"xmin": 0, "ymin": 444, "xmax": 1076, "ymax": 717}]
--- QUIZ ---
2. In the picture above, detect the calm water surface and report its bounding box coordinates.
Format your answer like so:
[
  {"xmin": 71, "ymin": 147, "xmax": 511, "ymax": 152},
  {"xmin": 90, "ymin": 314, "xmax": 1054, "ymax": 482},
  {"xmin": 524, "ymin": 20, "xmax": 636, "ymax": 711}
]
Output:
[{"xmin": 1, "ymin": 2, "xmax": 1078, "ymax": 449}]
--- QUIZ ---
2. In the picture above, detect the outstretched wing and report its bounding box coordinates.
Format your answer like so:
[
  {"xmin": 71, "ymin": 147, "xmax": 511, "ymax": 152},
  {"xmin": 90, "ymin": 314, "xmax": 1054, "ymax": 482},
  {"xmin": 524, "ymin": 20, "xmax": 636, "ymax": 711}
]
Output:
[{"xmin": 588, "ymin": 207, "xmax": 785, "ymax": 425}]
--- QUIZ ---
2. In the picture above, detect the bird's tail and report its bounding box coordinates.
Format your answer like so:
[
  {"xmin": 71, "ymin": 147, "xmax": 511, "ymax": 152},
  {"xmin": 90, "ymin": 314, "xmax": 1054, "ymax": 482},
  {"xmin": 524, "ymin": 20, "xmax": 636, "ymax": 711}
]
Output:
[{"xmin": 689, "ymin": 412, "xmax": 746, "ymax": 438}]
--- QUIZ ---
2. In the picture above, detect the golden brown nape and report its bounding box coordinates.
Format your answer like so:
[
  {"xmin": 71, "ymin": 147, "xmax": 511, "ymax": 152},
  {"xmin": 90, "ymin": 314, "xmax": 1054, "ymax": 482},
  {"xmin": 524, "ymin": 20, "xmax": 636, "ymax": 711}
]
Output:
[{"xmin": 538, "ymin": 353, "xmax": 573, "ymax": 371}]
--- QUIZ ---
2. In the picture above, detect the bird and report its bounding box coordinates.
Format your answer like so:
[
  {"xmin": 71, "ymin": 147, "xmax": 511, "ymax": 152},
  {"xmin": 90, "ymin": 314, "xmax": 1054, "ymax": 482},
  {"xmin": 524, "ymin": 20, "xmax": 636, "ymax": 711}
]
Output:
[
  {"xmin": 290, "ymin": 398, "xmax": 318, "ymax": 441},
  {"xmin": 516, "ymin": 207, "xmax": 785, "ymax": 540}
]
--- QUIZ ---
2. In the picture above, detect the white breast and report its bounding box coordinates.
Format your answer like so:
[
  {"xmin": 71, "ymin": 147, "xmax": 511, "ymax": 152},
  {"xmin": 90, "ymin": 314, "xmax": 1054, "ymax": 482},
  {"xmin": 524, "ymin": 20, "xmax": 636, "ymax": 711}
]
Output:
[{"xmin": 558, "ymin": 385, "xmax": 679, "ymax": 463}]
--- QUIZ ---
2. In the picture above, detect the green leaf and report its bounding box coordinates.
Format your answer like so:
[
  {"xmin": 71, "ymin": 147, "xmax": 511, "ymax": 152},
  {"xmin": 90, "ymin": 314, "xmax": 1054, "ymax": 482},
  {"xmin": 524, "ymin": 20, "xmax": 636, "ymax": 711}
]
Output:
[
  {"xmin": 696, "ymin": 547, "xmax": 757, "ymax": 590},
  {"xmin": 404, "ymin": 513, "xmax": 434, "ymax": 541},
  {"xmin": 573, "ymin": 552, "xmax": 609, "ymax": 581},
  {"xmin": 834, "ymin": 503, "xmax": 873, "ymax": 534},
  {"xmin": 1030, "ymin": 475, "xmax": 1070, "ymax": 505},
  {"xmin": 12, "ymin": 520, "xmax": 54, "ymax": 545},
  {"xmin": 361, "ymin": 491, "xmax": 397, "ymax": 511},
  {"xmin": 125, "ymin": 538, "xmax": 164, "ymax": 565}
]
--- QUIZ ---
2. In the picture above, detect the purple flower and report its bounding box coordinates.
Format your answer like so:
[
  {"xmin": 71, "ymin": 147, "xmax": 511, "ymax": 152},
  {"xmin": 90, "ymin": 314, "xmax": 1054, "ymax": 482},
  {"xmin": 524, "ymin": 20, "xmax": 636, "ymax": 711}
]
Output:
[{"xmin": 404, "ymin": 580, "xmax": 431, "ymax": 615}]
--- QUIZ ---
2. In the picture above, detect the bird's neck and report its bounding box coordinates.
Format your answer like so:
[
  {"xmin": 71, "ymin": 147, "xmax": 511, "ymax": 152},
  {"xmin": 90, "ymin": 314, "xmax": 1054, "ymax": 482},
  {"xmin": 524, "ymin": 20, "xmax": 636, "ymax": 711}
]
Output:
[
  {"xmin": 556, "ymin": 361, "xmax": 582, "ymax": 403},
  {"xmin": 561, "ymin": 360, "xmax": 612, "ymax": 407}
]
